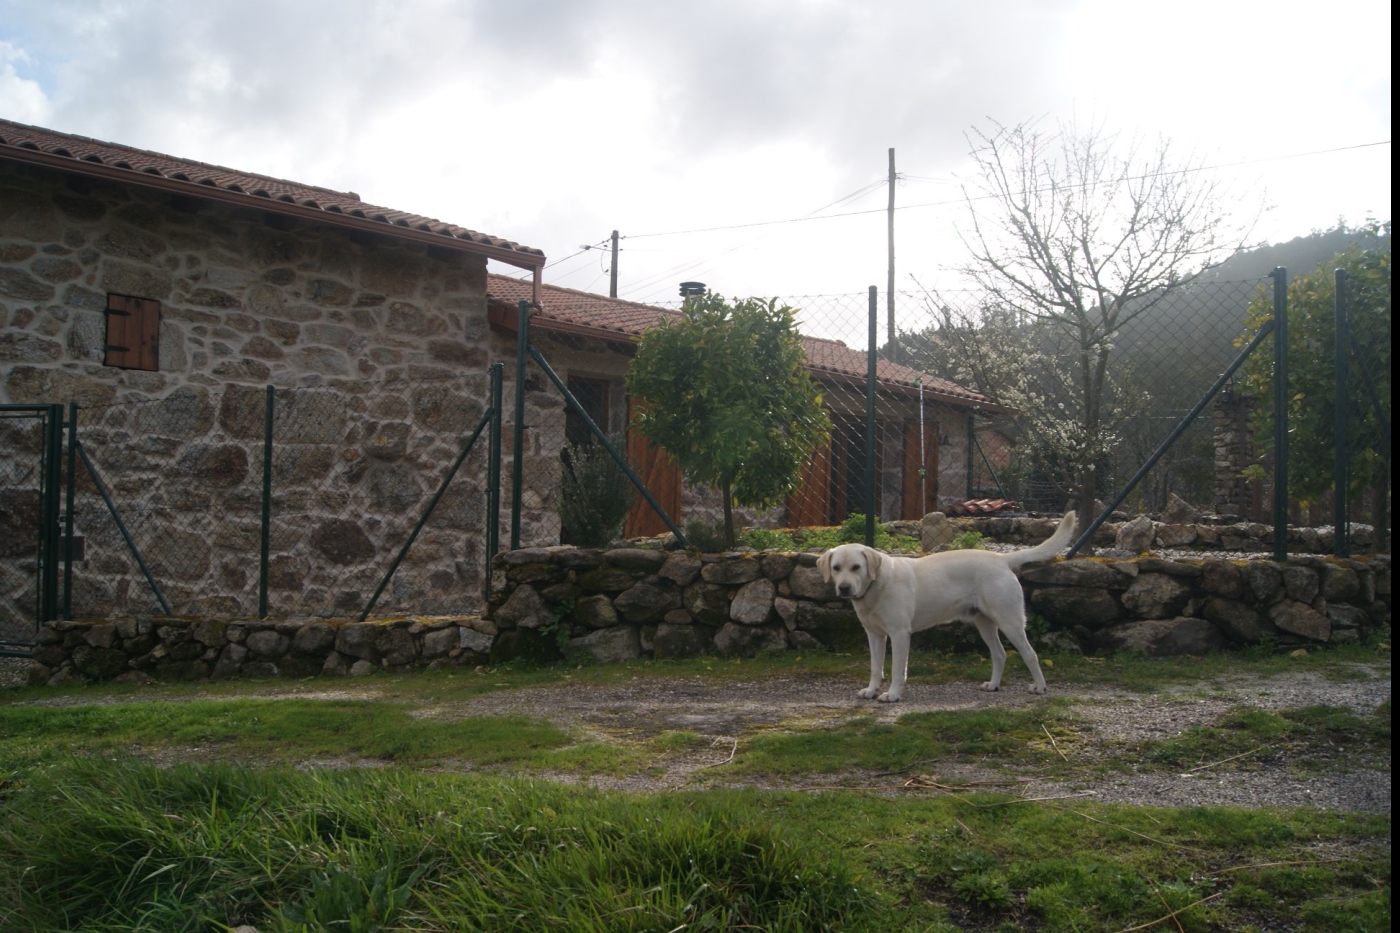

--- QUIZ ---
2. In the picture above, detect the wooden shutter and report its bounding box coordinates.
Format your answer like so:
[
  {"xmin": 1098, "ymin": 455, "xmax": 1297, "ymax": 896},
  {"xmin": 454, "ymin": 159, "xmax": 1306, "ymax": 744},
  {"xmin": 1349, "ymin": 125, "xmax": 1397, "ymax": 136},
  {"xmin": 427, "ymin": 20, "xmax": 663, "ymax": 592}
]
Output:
[
  {"xmin": 623, "ymin": 398, "xmax": 683, "ymax": 538},
  {"xmin": 104, "ymin": 295, "xmax": 161, "ymax": 371},
  {"xmin": 901, "ymin": 419, "xmax": 939, "ymax": 520}
]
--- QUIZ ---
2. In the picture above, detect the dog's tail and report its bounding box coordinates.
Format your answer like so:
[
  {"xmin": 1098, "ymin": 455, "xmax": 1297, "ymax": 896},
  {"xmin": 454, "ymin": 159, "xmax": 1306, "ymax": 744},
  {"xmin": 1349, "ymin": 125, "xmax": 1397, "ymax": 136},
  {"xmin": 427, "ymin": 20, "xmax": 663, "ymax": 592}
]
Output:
[{"xmin": 1002, "ymin": 511, "xmax": 1076, "ymax": 573}]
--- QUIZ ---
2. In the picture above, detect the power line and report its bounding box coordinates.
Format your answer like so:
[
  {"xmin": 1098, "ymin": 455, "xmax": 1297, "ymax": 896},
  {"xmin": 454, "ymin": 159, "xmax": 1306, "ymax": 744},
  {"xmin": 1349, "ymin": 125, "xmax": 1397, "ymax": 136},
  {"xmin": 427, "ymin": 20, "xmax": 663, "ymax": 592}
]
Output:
[{"xmin": 623, "ymin": 140, "xmax": 1391, "ymax": 240}]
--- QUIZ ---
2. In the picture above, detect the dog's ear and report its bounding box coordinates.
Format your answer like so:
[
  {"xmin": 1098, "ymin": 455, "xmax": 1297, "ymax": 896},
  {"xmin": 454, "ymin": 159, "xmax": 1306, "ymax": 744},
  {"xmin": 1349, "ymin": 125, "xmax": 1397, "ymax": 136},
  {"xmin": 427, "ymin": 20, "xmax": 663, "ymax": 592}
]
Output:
[
  {"xmin": 817, "ymin": 549, "xmax": 833, "ymax": 583},
  {"xmin": 863, "ymin": 546, "xmax": 882, "ymax": 581}
]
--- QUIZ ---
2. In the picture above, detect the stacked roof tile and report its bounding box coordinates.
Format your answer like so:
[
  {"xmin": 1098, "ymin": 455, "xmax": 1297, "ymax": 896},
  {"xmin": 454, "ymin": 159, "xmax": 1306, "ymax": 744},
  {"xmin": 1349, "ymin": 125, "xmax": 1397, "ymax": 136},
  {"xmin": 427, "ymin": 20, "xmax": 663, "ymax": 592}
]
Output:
[
  {"xmin": 486, "ymin": 274, "xmax": 1000, "ymax": 409},
  {"xmin": 0, "ymin": 118, "xmax": 543, "ymax": 263}
]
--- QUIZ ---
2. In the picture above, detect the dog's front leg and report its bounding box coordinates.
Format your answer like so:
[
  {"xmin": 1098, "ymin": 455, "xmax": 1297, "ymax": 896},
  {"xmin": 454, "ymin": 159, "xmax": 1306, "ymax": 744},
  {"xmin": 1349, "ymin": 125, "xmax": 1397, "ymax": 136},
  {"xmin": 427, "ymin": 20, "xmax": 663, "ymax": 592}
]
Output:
[
  {"xmin": 858, "ymin": 628, "xmax": 886, "ymax": 699},
  {"xmin": 880, "ymin": 632, "xmax": 911, "ymax": 702}
]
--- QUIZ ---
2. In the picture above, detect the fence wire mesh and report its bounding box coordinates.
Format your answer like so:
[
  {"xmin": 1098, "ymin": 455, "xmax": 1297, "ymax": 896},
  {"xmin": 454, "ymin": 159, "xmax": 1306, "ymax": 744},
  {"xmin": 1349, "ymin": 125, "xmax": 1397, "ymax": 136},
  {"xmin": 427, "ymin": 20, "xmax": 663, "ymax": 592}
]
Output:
[
  {"xmin": 897, "ymin": 276, "xmax": 1281, "ymax": 519},
  {"xmin": 66, "ymin": 373, "xmax": 495, "ymax": 620},
  {"xmin": 1, "ymin": 409, "xmax": 50, "ymax": 647}
]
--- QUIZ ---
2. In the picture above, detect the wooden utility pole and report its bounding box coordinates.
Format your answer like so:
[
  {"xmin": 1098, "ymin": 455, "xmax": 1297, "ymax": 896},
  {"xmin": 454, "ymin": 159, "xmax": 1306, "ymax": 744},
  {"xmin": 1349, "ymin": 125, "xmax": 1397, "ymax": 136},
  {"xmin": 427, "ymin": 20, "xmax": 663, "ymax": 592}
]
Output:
[
  {"xmin": 886, "ymin": 148, "xmax": 897, "ymax": 363},
  {"xmin": 609, "ymin": 230, "xmax": 619, "ymax": 297}
]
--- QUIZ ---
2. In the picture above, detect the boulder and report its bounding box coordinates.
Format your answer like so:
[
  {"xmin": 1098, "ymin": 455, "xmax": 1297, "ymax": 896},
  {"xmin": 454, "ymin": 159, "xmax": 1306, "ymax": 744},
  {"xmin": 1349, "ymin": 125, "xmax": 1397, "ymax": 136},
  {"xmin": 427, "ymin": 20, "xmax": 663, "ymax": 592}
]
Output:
[
  {"xmin": 573, "ymin": 594, "xmax": 619, "ymax": 628},
  {"xmin": 1203, "ymin": 598, "xmax": 1271, "ymax": 644},
  {"xmin": 654, "ymin": 622, "xmax": 716, "ymax": 659},
  {"xmin": 1269, "ymin": 599, "xmax": 1332, "ymax": 641},
  {"xmin": 714, "ymin": 622, "xmax": 787, "ymax": 657},
  {"xmin": 921, "ymin": 512, "xmax": 956, "ymax": 551},
  {"xmin": 1029, "ymin": 586, "xmax": 1122, "ymax": 629},
  {"xmin": 1161, "ymin": 493, "xmax": 1202, "ymax": 524},
  {"xmin": 613, "ymin": 582, "xmax": 680, "ymax": 623},
  {"xmin": 1094, "ymin": 617, "xmax": 1226, "ymax": 656},
  {"xmin": 1115, "ymin": 515, "xmax": 1156, "ymax": 553},
  {"xmin": 567, "ymin": 625, "xmax": 642, "ymax": 663},
  {"xmin": 730, "ymin": 578, "xmax": 776, "ymax": 625},
  {"xmin": 1121, "ymin": 574, "xmax": 1193, "ymax": 620},
  {"xmin": 493, "ymin": 584, "xmax": 552, "ymax": 630}
]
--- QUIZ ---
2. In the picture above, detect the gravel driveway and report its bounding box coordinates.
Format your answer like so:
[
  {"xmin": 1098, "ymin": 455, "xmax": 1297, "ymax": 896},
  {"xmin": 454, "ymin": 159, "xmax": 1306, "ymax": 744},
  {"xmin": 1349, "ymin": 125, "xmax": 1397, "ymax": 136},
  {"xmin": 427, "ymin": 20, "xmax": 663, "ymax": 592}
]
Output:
[{"xmin": 4, "ymin": 656, "xmax": 1389, "ymax": 812}]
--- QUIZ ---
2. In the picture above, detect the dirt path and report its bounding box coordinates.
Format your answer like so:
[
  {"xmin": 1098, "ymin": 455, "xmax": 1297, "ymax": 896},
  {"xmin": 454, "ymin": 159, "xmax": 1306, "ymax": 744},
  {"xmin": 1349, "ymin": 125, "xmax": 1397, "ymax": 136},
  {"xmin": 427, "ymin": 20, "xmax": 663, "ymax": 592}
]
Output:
[
  {"xmin": 441, "ymin": 664, "xmax": 1393, "ymax": 811},
  {"xmin": 5, "ymin": 657, "xmax": 1390, "ymax": 811}
]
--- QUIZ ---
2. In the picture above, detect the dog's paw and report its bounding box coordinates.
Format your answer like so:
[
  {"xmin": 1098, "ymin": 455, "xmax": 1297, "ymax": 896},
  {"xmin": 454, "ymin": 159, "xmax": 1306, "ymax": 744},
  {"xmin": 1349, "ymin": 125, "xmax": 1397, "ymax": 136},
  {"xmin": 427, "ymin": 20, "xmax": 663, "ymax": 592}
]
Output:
[
  {"xmin": 877, "ymin": 692, "xmax": 901, "ymax": 703},
  {"xmin": 1028, "ymin": 684, "xmax": 1048, "ymax": 695},
  {"xmin": 980, "ymin": 681, "xmax": 1000, "ymax": 692},
  {"xmin": 857, "ymin": 688, "xmax": 883, "ymax": 700}
]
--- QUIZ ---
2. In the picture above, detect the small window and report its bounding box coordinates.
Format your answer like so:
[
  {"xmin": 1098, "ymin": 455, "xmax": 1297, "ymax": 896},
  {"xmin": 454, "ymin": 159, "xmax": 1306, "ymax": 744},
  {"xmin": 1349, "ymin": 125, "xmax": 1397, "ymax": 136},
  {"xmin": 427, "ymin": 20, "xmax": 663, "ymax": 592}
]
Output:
[{"xmin": 104, "ymin": 294, "xmax": 161, "ymax": 371}]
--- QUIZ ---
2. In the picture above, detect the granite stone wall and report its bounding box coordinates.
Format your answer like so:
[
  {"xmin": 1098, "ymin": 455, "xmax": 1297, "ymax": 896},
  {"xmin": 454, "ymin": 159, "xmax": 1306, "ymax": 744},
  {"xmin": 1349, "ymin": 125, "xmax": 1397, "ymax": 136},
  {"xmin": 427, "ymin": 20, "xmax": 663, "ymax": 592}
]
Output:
[
  {"xmin": 1, "ymin": 161, "xmax": 562, "ymax": 627},
  {"xmin": 26, "ymin": 541, "xmax": 1389, "ymax": 686}
]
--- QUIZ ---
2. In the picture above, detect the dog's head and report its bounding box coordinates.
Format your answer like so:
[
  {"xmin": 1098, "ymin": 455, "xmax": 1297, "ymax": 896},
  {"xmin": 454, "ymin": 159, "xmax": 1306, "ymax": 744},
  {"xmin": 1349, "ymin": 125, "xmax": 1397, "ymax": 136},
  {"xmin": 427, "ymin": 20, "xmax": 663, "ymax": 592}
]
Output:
[{"xmin": 817, "ymin": 543, "xmax": 882, "ymax": 600}]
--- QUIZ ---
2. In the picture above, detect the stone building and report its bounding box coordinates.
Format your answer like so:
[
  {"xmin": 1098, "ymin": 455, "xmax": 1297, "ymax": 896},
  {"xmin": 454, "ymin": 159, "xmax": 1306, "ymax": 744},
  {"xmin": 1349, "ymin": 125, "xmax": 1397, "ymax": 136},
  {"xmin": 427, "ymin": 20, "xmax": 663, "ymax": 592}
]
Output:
[
  {"xmin": 1, "ymin": 119, "xmax": 544, "ymax": 625},
  {"xmin": 484, "ymin": 275, "xmax": 1007, "ymax": 538}
]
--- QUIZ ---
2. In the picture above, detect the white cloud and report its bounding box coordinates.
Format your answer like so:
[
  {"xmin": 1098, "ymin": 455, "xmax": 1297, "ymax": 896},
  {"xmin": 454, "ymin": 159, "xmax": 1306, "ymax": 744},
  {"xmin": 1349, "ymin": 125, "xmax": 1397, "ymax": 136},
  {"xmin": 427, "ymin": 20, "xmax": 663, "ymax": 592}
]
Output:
[{"xmin": 0, "ymin": 0, "xmax": 1390, "ymax": 300}]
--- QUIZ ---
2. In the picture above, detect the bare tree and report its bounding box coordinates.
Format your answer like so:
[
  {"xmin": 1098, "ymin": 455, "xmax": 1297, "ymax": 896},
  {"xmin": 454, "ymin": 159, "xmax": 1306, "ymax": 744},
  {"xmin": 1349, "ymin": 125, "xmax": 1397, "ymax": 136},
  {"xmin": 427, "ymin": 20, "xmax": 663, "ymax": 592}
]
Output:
[{"xmin": 957, "ymin": 119, "xmax": 1252, "ymax": 536}]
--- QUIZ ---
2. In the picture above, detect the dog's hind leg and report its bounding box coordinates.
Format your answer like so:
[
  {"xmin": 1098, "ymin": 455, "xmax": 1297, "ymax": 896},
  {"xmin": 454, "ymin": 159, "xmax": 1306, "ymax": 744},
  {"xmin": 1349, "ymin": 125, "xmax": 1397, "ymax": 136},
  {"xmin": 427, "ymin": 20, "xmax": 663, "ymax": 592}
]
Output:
[
  {"xmin": 973, "ymin": 616, "xmax": 1009, "ymax": 691},
  {"xmin": 858, "ymin": 628, "xmax": 887, "ymax": 699},
  {"xmin": 998, "ymin": 620, "xmax": 1048, "ymax": 694},
  {"xmin": 981, "ymin": 588, "xmax": 1049, "ymax": 695}
]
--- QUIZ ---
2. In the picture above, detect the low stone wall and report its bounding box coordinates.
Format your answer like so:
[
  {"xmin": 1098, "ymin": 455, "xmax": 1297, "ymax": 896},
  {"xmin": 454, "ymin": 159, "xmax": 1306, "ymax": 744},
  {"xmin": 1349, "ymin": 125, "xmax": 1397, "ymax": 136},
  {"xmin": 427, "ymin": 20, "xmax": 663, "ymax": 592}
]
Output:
[
  {"xmin": 488, "ymin": 544, "xmax": 1391, "ymax": 664},
  {"xmin": 927, "ymin": 513, "xmax": 1378, "ymax": 554},
  {"xmin": 28, "ymin": 615, "xmax": 496, "ymax": 687},
  {"xmin": 26, "ymin": 543, "xmax": 1391, "ymax": 687}
]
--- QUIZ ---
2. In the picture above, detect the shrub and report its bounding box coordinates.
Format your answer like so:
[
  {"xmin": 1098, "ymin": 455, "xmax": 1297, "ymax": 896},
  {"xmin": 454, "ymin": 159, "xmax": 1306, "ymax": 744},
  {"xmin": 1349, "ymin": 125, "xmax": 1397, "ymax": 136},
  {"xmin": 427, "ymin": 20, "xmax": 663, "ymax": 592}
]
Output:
[{"xmin": 560, "ymin": 438, "xmax": 634, "ymax": 547}]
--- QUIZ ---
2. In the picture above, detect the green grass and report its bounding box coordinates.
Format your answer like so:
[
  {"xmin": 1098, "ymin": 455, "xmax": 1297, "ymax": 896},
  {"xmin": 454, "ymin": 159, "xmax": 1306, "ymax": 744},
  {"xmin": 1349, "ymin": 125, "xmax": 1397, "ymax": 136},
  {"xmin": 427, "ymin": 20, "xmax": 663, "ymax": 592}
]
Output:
[
  {"xmin": 0, "ymin": 699, "xmax": 573, "ymax": 771},
  {"xmin": 726, "ymin": 702, "xmax": 1082, "ymax": 777},
  {"xmin": 0, "ymin": 758, "xmax": 1387, "ymax": 932},
  {"xmin": 1133, "ymin": 701, "xmax": 1392, "ymax": 774}
]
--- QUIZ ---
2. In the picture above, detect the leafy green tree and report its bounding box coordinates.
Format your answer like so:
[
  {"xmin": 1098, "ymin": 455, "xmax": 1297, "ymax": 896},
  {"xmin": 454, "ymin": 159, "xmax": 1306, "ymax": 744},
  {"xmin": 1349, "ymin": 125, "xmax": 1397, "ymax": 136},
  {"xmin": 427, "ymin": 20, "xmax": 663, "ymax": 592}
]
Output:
[
  {"xmin": 1237, "ymin": 223, "xmax": 1391, "ymax": 510},
  {"xmin": 626, "ymin": 294, "xmax": 832, "ymax": 547}
]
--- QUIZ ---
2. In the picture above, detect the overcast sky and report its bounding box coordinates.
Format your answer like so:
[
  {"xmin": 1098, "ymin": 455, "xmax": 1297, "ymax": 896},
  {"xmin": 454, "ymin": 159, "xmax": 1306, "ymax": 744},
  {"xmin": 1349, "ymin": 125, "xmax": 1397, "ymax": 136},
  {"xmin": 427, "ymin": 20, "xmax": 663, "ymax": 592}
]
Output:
[{"xmin": 1, "ymin": 0, "xmax": 1390, "ymax": 319}]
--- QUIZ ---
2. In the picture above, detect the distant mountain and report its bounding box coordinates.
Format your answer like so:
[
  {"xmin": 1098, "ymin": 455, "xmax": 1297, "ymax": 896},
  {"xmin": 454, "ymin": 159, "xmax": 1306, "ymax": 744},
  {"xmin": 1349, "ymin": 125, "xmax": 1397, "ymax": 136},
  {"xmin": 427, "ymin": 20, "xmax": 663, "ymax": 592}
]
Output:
[
  {"xmin": 1197, "ymin": 224, "xmax": 1391, "ymax": 284},
  {"xmin": 1116, "ymin": 224, "xmax": 1392, "ymax": 371}
]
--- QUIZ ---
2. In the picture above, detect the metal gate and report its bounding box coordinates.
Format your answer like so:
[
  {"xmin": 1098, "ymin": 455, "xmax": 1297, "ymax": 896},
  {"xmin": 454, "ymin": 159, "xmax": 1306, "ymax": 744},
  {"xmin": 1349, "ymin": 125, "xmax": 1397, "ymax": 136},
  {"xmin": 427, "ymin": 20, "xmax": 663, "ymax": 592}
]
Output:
[{"xmin": 0, "ymin": 404, "xmax": 63, "ymax": 655}]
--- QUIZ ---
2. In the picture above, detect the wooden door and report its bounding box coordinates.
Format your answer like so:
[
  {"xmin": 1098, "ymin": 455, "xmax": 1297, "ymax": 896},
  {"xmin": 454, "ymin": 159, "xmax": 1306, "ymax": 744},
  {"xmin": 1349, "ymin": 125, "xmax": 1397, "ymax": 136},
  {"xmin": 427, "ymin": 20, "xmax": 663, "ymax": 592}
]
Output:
[
  {"xmin": 901, "ymin": 419, "xmax": 940, "ymax": 519},
  {"xmin": 623, "ymin": 398, "xmax": 682, "ymax": 538}
]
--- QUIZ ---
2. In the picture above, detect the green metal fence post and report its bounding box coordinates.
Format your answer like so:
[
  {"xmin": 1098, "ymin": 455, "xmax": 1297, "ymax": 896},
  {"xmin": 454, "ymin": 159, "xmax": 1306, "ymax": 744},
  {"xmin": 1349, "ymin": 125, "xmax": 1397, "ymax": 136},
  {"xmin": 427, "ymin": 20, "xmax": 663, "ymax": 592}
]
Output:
[
  {"xmin": 1334, "ymin": 268, "xmax": 1350, "ymax": 557},
  {"xmin": 40, "ymin": 404, "xmax": 63, "ymax": 622},
  {"xmin": 486, "ymin": 362, "xmax": 503, "ymax": 599},
  {"xmin": 63, "ymin": 401, "xmax": 77, "ymax": 619},
  {"xmin": 511, "ymin": 299, "xmax": 529, "ymax": 550},
  {"xmin": 865, "ymin": 285, "xmax": 877, "ymax": 547},
  {"xmin": 259, "ymin": 384, "xmax": 274, "ymax": 618},
  {"xmin": 1271, "ymin": 267, "xmax": 1289, "ymax": 561}
]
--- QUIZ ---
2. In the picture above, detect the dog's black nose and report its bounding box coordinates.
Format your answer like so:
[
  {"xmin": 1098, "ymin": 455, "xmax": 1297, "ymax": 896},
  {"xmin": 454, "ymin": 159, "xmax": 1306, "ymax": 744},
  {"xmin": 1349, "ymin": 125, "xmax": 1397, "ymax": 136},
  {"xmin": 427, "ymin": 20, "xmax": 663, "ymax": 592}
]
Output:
[{"xmin": 838, "ymin": 584, "xmax": 851, "ymax": 596}]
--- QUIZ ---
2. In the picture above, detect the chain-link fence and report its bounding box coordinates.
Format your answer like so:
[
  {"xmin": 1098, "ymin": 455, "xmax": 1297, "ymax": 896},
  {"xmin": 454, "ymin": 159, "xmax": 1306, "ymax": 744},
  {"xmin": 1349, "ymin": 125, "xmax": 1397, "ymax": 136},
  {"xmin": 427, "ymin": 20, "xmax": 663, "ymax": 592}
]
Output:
[
  {"xmin": 898, "ymin": 277, "xmax": 1275, "ymax": 521},
  {"xmin": 1, "ymin": 405, "xmax": 61, "ymax": 653},
  {"xmin": 63, "ymin": 371, "xmax": 499, "ymax": 621}
]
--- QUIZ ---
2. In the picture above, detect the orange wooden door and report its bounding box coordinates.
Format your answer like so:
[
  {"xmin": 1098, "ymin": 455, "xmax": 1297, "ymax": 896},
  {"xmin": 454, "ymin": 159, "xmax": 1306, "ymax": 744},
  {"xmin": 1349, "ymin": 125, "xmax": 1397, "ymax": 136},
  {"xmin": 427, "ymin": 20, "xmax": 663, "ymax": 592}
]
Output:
[
  {"xmin": 623, "ymin": 399, "xmax": 682, "ymax": 538},
  {"xmin": 786, "ymin": 436, "xmax": 832, "ymax": 528},
  {"xmin": 901, "ymin": 419, "xmax": 939, "ymax": 519}
]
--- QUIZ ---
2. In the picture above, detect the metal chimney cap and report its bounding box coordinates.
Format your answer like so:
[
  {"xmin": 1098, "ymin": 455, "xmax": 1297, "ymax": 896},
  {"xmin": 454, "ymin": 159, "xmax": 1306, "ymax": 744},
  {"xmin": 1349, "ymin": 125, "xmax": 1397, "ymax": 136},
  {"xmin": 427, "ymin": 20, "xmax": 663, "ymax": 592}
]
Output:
[{"xmin": 678, "ymin": 281, "xmax": 706, "ymax": 297}]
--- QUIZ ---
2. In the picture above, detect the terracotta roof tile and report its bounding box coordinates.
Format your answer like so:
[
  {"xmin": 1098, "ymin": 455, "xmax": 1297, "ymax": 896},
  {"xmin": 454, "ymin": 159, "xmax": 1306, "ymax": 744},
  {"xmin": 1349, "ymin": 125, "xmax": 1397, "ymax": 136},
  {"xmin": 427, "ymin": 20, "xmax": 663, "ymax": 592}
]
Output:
[
  {"xmin": 487, "ymin": 274, "xmax": 999, "ymax": 409},
  {"xmin": 0, "ymin": 118, "xmax": 543, "ymax": 265}
]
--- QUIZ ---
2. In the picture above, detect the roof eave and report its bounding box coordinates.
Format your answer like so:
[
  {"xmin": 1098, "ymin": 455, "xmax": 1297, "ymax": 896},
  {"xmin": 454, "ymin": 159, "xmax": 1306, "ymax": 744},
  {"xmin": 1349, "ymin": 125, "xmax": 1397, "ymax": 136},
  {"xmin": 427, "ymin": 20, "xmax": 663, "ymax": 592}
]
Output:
[{"xmin": 1, "ymin": 145, "xmax": 546, "ymax": 272}]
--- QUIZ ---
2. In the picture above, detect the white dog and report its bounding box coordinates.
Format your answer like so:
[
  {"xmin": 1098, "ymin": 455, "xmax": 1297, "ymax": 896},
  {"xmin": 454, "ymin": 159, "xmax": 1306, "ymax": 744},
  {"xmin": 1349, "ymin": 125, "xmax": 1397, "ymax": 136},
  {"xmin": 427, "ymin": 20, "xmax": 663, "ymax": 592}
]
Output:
[{"xmin": 817, "ymin": 512, "xmax": 1075, "ymax": 702}]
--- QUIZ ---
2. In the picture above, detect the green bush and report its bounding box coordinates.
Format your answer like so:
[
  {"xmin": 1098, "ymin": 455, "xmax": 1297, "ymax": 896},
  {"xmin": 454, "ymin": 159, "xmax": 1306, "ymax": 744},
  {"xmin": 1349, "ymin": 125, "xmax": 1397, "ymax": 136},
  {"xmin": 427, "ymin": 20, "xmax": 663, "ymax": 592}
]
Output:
[
  {"xmin": 685, "ymin": 518, "xmax": 728, "ymax": 552},
  {"xmin": 560, "ymin": 438, "xmax": 634, "ymax": 547},
  {"xmin": 948, "ymin": 530, "xmax": 987, "ymax": 550}
]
